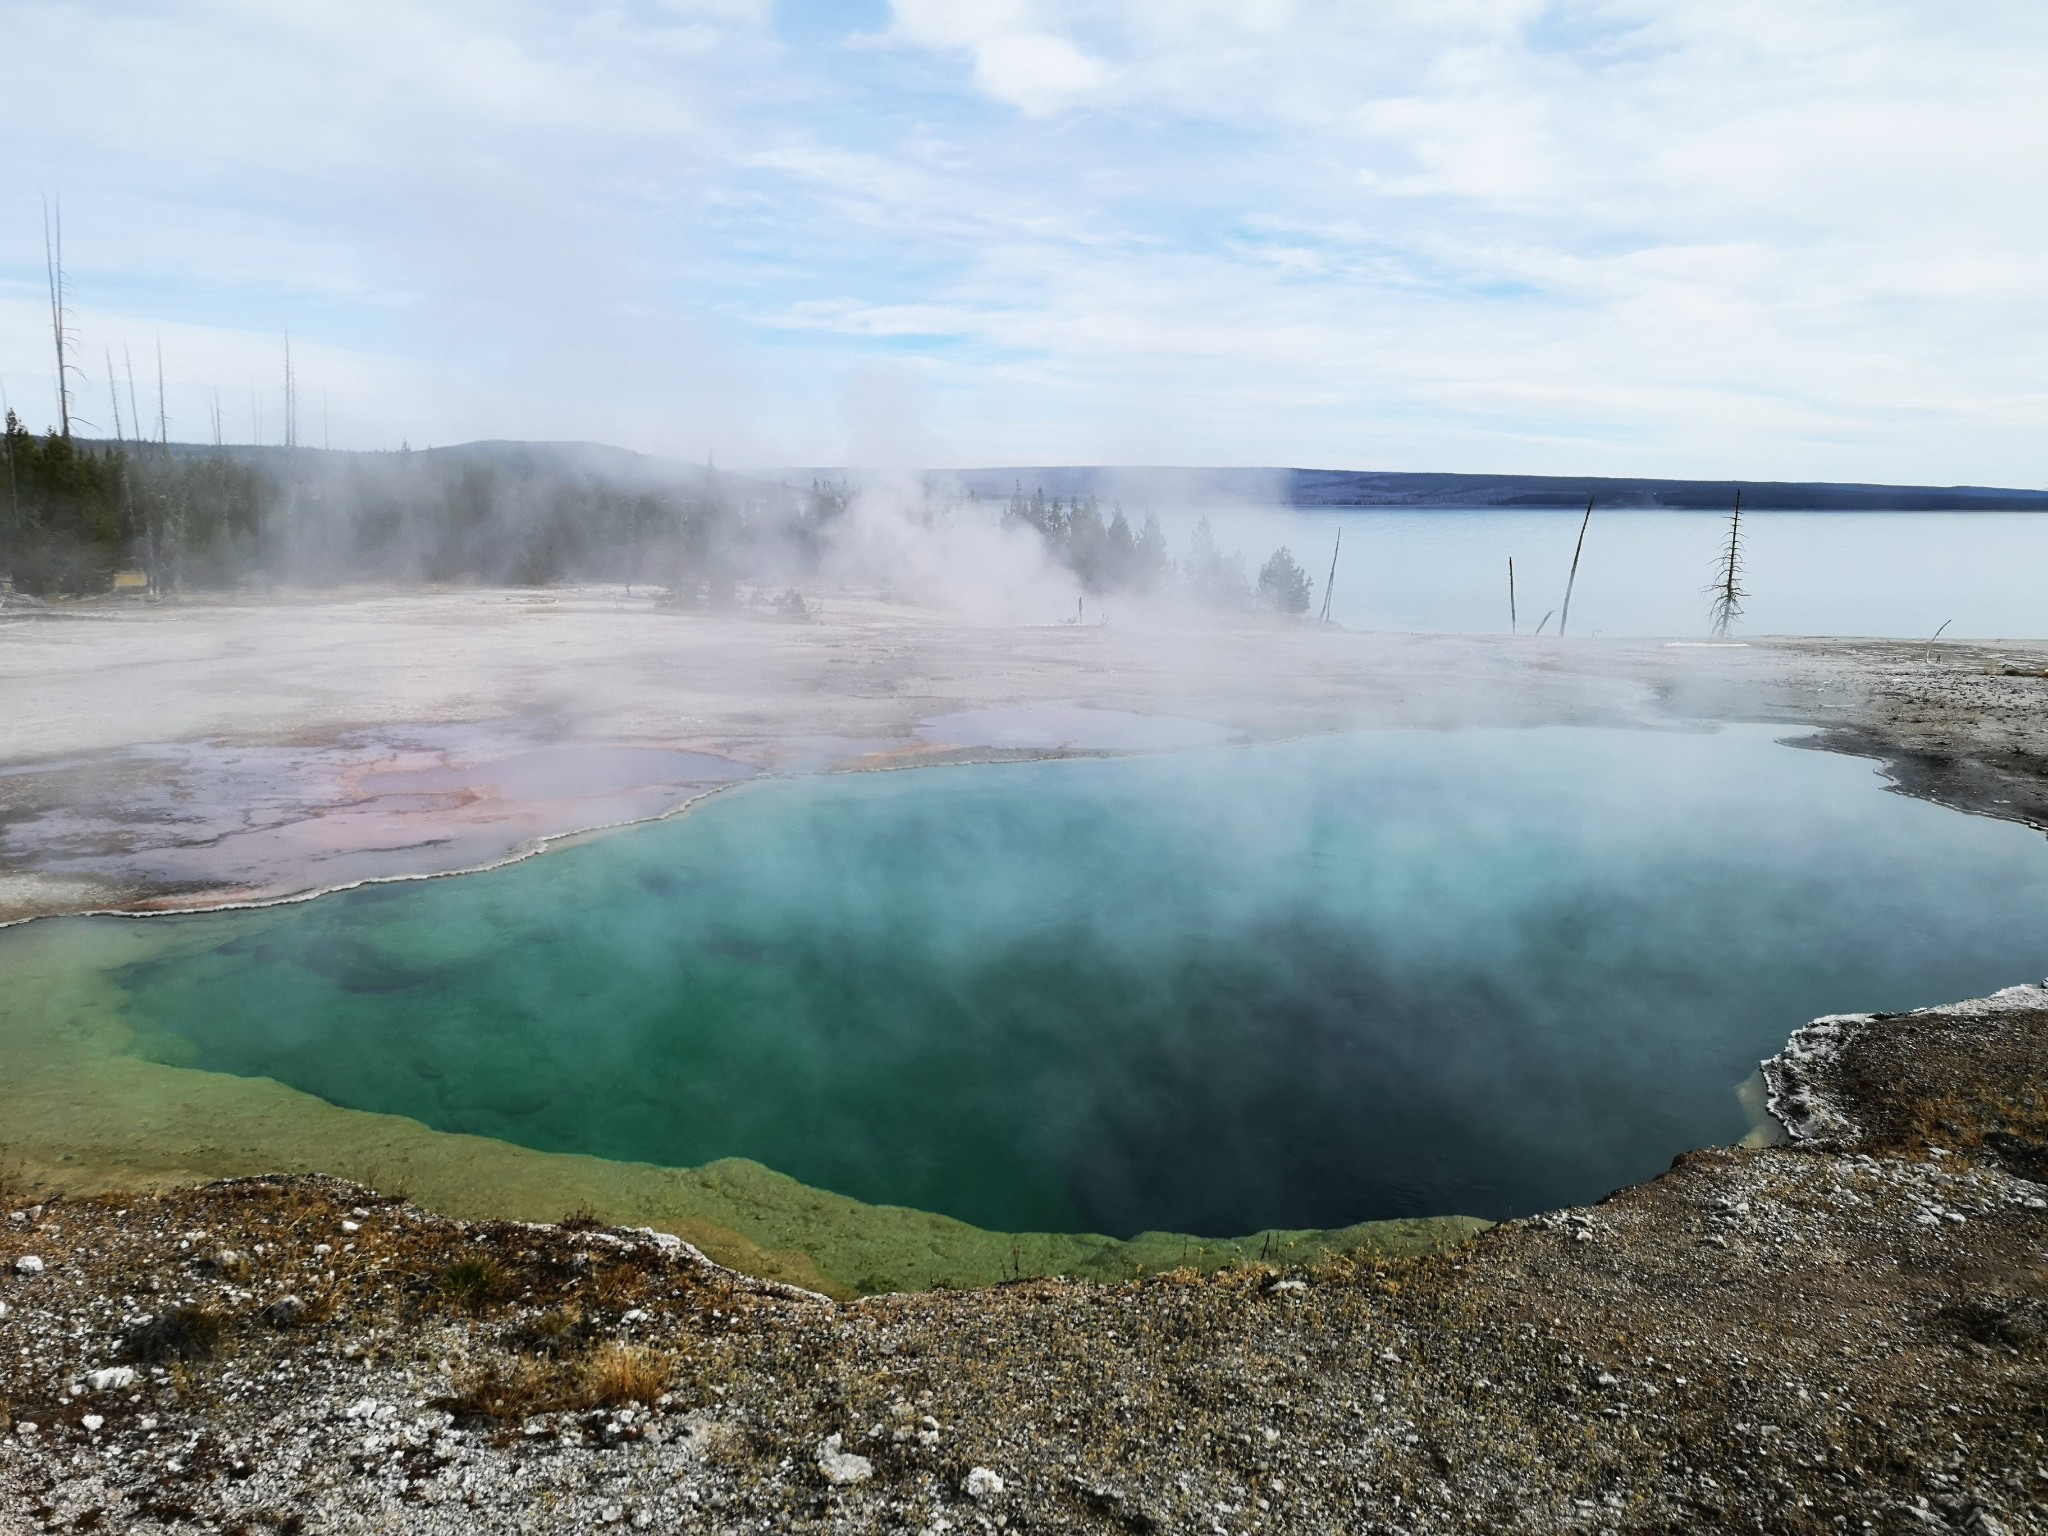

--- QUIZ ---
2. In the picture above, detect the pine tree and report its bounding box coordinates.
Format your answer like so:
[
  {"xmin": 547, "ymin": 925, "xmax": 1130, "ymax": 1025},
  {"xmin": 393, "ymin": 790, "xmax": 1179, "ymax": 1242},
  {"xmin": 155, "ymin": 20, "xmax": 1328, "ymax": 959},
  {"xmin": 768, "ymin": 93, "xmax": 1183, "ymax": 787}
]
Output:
[
  {"xmin": 1257, "ymin": 547, "xmax": 1313, "ymax": 614},
  {"xmin": 1183, "ymin": 517, "xmax": 1249, "ymax": 606},
  {"xmin": 1133, "ymin": 511, "xmax": 1169, "ymax": 591},
  {"xmin": 1066, "ymin": 495, "xmax": 1107, "ymax": 588},
  {"xmin": 1103, "ymin": 506, "xmax": 1136, "ymax": 588}
]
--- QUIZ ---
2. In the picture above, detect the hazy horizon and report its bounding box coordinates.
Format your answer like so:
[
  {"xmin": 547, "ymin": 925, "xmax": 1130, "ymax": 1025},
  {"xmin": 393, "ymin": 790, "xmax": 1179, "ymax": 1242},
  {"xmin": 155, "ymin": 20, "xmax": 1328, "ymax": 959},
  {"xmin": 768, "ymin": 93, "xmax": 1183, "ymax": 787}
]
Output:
[{"xmin": 22, "ymin": 434, "xmax": 2048, "ymax": 500}]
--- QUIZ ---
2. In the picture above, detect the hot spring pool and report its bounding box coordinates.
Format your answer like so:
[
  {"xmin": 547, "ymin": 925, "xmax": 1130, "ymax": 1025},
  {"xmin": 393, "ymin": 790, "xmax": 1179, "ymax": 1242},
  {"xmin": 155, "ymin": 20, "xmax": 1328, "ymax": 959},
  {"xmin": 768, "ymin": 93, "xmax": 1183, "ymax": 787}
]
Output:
[{"xmin": 109, "ymin": 726, "xmax": 2048, "ymax": 1239}]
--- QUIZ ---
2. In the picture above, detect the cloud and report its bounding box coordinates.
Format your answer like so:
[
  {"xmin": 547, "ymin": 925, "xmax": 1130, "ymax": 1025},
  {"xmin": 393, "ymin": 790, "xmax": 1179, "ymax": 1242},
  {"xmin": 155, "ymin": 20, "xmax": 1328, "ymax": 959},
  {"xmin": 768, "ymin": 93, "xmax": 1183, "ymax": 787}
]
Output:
[
  {"xmin": 885, "ymin": 1, "xmax": 1113, "ymax": 113},
  {"xmin": 1, "ymin": 0, "xmax": 2044, "ymax": 482}
]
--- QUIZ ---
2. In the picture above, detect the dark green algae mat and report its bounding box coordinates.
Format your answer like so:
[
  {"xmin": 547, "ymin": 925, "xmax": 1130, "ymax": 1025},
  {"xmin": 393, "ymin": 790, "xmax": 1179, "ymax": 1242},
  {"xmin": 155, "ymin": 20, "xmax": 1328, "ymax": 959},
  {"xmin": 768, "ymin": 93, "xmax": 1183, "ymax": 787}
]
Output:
[{"xmin": 0, "ymin": 912, "xmax": 1481, "ymax": 1301}]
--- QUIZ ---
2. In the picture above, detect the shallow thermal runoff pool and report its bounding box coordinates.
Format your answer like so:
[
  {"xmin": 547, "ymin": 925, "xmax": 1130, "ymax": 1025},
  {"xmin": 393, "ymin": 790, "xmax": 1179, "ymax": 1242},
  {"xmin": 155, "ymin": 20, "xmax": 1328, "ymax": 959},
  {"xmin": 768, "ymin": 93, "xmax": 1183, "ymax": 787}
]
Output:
[{"xmin": 77, "ymin": 725, "xmax": 2048, "ymax": 1240}]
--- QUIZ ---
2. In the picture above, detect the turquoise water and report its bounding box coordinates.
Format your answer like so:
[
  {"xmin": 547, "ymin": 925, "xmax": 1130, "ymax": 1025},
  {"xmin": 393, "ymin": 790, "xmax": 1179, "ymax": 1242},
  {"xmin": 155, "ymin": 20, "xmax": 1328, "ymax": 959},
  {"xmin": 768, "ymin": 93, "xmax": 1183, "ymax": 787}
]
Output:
[{"xmin": 116, "ymin": 727, "xmax": 2048, "ymax": 1237}]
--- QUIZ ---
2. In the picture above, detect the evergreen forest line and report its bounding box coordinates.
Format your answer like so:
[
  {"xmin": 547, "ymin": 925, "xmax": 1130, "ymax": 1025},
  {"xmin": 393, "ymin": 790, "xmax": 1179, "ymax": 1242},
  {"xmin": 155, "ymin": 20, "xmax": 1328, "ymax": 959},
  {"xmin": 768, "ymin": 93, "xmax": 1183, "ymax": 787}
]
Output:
[{"xmin": 0, "ymin": 416, "xmax": 1314, "ymax": 615}]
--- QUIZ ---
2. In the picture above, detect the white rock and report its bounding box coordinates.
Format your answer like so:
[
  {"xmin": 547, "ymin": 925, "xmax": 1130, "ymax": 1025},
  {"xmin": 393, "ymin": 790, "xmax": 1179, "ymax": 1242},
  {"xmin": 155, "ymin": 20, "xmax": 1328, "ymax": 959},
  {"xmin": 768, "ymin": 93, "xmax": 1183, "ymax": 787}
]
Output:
[
  {"xmin": 816, "ymin": 1433, "xmax": 874, "ymax": 1487},
  {"xmin": 0, "ymin": 1301, "xmax": 9, "ymax": 1318},
  {"xmin": 82, "ymin": 1415, "xmax": 103, "ymax": 1432},
  {"xmin": 13, "ymin": 1255, "xmax": 44, "ymax": 1274},
  {"xmin": 15, "ymin": 1422, "xmax": 35, "ymax": 1436},
  {"xmin": 344, "ymin": 1397, "xmax": 383, "ymax": 1421},
  {"xmin": 964, "ymin": 1467, "xmax": 1006, "ymax": 1500},
  {"xmin": 87, "ymin": 1367, "xmax": 137, "ymax": 1393},
  {"xmin": 339, "ymin": 1220, "xmax": 361, "ymax": 1234}
]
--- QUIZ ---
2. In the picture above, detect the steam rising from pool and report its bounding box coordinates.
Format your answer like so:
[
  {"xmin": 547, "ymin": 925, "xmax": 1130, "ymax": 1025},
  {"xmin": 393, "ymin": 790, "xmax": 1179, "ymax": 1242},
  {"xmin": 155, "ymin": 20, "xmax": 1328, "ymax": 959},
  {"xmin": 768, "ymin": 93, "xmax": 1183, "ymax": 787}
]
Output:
[{"xmin": 117, "ymin": 727, "xmax": 2048, "ymax": 1238}]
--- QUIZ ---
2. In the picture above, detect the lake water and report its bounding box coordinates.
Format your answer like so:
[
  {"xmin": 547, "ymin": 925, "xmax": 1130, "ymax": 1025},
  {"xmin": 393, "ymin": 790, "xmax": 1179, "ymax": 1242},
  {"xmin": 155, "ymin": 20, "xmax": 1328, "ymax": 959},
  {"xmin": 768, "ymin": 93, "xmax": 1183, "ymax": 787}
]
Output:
[
  {"xmin": 114, "ymin": 726, "xmax": 2048, "ymax": 1239},
  {"xmin": 1152, "ymin": 508, "xmax": 2048, "ymax": 638}
]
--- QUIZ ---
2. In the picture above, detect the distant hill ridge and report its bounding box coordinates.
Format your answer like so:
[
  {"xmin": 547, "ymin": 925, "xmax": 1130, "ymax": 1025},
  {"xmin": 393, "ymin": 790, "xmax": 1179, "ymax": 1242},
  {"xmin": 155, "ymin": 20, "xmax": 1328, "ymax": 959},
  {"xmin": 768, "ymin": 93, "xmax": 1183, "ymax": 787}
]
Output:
[
  {"xmin": 132, "ymin": 441, "xmax": 2048, "ymax": 510},
  {"xmin": 941, "ymin": 466, "xmax": 2048, "ymax": 512}
]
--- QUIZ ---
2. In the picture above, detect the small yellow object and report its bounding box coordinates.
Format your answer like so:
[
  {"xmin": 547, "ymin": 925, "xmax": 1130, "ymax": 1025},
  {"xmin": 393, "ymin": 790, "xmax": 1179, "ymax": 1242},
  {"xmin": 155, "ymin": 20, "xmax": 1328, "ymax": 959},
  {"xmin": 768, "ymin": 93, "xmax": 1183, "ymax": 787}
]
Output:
[{"xmin": 111, "ymin": 570, "xmax": 149, "ymax": 591}]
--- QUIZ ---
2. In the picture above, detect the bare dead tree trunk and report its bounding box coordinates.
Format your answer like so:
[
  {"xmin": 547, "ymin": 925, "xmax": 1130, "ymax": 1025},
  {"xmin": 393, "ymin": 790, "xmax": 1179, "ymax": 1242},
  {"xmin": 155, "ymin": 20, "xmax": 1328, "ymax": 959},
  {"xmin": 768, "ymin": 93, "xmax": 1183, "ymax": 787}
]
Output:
[
  {"xmin": 1318, "ymin": 527, "xmax": 1341, "ymax": 625},
  {"xmin": 1558, "ymin": 495, "xmax": 1593, "ymax": 636},
  {"xmin": 283, "ymin": 332, "xmax": 298, "ymax": 450},
  {"xmin": 124, "ymin": 345, "xmax": 143, "ymax": 452},
  {"xmin": 1708, "ymin": 489, "xmax": 1746, "ymax": 638},
  {"xmin": 106, "ymin": 352, "xmax": 142, "ymax": 584},
  {"xmin": 44, "ymin": 198, "xmax": 77, "ymax": 439},
  {"xmin": 106, "ymin": 350, "xmax": 125, "ymax": 443},
  {"xmin": 154, "ymin": 336, "xmax": 179, "ymax": 594}
]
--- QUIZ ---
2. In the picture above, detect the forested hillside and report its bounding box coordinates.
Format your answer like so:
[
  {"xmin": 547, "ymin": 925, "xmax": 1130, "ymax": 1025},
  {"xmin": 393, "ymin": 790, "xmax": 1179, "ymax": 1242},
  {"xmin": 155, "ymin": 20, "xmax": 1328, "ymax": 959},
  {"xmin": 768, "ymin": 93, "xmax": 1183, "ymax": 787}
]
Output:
[{"xmin": 0, "ymin": 420, "xmax": 833, "ymax": 598}]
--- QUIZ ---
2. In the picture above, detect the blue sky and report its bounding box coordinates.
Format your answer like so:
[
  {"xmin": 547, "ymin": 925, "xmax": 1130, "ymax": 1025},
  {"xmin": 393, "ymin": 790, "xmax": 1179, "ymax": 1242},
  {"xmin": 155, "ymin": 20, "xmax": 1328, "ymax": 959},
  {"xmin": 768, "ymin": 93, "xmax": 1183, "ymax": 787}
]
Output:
[{"xmin": 2, "ymin": 1, "xmax": 2044, "ymax": 481}]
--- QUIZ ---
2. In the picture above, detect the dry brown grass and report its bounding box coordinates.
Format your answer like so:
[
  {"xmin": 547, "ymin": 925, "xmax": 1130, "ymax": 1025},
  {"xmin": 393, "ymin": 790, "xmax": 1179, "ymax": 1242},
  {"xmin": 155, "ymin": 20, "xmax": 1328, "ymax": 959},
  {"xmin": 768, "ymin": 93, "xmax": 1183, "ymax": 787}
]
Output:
[
  {"xmin": 1911, "ymin": 1081, "xmax": 2048, "ymax": 1146},
  {"xmin": 507, "ymin": 1305, "xmax": 588, "ymax": 1358},
  {"xmin": 1835, "ymin": 1007, "xmax": 2048, "ymax": 1157},
  {"xmin": 436, "ymin": 1338, "xmax": 678, "ymax": 1423},
  {"xmin": 579, "ymin": 1342, "xmax": 672, "ymax": 1408},
  {"xmin": 582, "ymin": 1251, "xmax": 663, "ymax": 1313},
  {"xmin": 436, "ymin": 1355, "xmax": 569, "ymax": 1424}
]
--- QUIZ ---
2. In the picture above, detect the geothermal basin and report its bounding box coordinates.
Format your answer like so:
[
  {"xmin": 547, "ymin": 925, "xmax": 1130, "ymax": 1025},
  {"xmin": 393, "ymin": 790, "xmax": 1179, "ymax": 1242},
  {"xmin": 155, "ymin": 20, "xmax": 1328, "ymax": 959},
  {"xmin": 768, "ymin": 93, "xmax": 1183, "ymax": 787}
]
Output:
[{"xmin": 34, "ymin": 721, "xmax": 2048, "ymax": 1252}]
